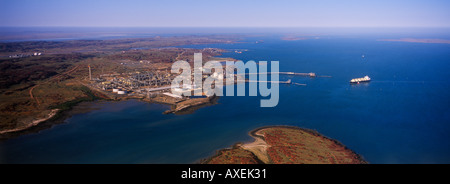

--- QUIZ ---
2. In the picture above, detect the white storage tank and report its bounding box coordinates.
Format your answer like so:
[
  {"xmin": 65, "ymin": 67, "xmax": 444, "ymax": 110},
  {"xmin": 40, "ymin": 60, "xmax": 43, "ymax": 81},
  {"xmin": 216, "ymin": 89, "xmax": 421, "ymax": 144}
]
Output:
[
  {"xmin": 117, "ymin": 91, "xmax": 127, "ymax": 95},
  {"xmin": 112, "ymin": 89, "xmax": 119, "ymax": 93}
]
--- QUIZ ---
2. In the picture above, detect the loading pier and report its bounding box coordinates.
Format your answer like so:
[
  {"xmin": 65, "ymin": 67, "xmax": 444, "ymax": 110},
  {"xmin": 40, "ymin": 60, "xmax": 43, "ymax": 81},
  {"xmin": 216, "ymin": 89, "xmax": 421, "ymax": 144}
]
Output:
[{"xmin": 244, "ymin": 72, "xmax": 317, "ymax": 77}]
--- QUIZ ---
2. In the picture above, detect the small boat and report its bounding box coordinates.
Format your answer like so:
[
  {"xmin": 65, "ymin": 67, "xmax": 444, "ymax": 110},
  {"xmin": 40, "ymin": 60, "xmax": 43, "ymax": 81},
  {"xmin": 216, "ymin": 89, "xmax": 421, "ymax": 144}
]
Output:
[{"xmin": 350, "ymin": 76, "xmax": 371, "ymax": 84}]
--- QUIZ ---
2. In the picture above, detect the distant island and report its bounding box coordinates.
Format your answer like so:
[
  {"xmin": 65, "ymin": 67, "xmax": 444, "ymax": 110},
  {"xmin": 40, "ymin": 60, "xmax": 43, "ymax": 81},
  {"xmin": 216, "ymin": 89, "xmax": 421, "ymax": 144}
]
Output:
[
  {"xmin": 203, "ymin": 126, "xmax": 367, "ymax": 164},
  {"xmin": 281, "ymin": 36, "xmax": 309, "ymax": 41},
  {"xmin": 280, "ymin": 34, "xmax": 319, "ymax": 41},
  {"xmin": 379, "ymin": 38, "xmax": 450, "ymax": 44}
]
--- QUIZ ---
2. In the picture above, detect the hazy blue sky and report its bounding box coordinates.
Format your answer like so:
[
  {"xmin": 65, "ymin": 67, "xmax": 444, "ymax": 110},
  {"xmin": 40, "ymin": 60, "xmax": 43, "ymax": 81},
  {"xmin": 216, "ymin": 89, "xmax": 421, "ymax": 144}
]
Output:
[{"xmin": 1, "ymin": 0, "xmax": 449, "ymax": 27}]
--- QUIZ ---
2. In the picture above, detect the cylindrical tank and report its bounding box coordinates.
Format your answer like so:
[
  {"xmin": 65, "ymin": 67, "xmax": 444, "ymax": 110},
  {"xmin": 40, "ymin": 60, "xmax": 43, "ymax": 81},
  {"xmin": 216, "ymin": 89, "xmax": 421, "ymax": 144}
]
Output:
[
  {"xmin": 112, "ymin": 89, "xmax": 119, "ymax": 93},
  {"xmin": 117, "ymin": 91, "xmax": 126, "ymax": 95}
]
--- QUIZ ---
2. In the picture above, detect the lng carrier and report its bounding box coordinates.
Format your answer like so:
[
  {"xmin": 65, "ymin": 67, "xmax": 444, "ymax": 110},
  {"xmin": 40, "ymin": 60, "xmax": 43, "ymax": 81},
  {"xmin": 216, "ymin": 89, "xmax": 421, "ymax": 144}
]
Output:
[{"xmin": 350, "ymin": 76, "xmax": 371, "ymax": 84}]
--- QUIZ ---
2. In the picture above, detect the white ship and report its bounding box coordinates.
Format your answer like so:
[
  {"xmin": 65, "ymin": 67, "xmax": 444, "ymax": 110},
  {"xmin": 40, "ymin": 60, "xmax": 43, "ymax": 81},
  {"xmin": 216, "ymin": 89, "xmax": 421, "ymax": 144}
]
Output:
[{"xmin": 350, "ymin": 76, "xmax": 371, "ymax": 84}]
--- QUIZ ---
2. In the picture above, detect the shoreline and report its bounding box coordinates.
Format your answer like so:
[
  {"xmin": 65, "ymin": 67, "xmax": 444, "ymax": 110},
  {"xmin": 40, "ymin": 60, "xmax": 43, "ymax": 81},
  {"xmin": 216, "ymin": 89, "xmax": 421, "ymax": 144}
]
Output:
[
  {"xmin": 0, "ymin": 98, "xmax": 137, "ymax": 140},
  {"xmin": 0, "ymin": 103, "xmax": 101, "ymax": 141},
  {"xmin": 0, "ymin": 93, "xmax": 216, "ymax": 140},
  {"xmin": 250, "ymin": 125, "xmax": 367, "ymax": 163},
  {"xmin": 0, "ymin": 109, "xmax": 60, "ymax": 135},
  {"xmin": 241, "ymin": 128, "xmax": 271, "ymax": 163},
  {"xmin": 0, "ymin": 84, "xmax": 107, "ymax": 139},
  {"xmin": 204, "ymin": 125, "xmax": 368, "ymax": 164}
]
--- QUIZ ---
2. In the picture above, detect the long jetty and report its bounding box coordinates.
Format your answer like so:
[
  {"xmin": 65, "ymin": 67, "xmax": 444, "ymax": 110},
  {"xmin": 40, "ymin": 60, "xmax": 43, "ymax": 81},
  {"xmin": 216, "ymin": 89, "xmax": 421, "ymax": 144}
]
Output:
[
  {"xmin": 243, "ymin": 72, "xmax": 317, "ymax": 77},
  {"xmin": 243, "ymin": 72, "xmax": 332, "ymax": 78},
  {"xmin": 238, "ymin": 79, "xmax": 292, "ymax": 84}
]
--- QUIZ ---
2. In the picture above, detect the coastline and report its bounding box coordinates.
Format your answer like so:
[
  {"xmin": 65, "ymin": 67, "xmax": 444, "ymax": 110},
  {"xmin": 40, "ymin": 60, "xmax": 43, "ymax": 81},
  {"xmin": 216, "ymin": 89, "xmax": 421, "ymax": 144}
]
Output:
[
  {"xmin": 241, "ymin": 127, "xmax": 271, "ymax": 163},
  {"xmin": 203, "ymin": 125, "xmax": 368, "ymax": 164},
  {"xmin": 0, "ymin": 91, "xmax": 217, "ymax": 140},
  {"xmin": 0, "ymin": 98, "xmax": 137, "ymax": 140},
  {"xmin": 0, "ymin": 85, "xmax": 104, "ymax": 139},
  {"xmin": 252, "ymin": 125, "xmax": 367, "ymax": 163},
  {"xmin": 0, "ymin": 109, "xmax": 59, "ymax": 135}
]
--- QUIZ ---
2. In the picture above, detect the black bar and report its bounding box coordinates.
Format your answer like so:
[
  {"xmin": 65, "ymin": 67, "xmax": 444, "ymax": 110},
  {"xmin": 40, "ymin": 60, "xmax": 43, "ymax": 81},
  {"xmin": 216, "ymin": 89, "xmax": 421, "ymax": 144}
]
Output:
[{"xmin": 1, "ymin": 164, "xmax": 446, "ymax": 183}]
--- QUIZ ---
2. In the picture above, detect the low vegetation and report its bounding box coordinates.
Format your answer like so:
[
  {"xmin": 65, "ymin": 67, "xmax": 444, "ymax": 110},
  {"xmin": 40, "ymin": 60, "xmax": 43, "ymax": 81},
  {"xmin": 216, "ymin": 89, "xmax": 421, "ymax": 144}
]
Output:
[
  {"xmin": 203, "ymin": 144, "xmax": 263, "ymax": 164},
  {"xmin": 204, "ymin": 126, "xmax": 367, "ymax": 164}
]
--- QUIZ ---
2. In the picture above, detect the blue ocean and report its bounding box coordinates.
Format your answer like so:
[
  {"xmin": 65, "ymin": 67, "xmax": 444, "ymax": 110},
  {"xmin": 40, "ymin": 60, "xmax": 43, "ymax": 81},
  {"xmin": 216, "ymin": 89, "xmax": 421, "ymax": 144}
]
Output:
[{"xmin": 1, "ymin": 28, "xmax": 449, "ymax": 163}]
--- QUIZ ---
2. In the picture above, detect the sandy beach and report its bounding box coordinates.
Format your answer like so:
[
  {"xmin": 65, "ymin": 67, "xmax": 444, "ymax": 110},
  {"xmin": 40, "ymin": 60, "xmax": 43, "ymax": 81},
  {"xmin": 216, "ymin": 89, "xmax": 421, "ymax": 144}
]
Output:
[{"xmin": 240, "ymin": 129, "xmax": 271, "ymax": 163}]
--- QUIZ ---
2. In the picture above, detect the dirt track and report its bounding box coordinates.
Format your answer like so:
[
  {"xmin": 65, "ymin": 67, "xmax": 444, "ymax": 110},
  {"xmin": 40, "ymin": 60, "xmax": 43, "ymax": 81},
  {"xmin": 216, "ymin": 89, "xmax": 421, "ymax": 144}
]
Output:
[
  {"xmin": 28, "ymin": 65, "xmax": 80, "ymax": 106},
  {"xmin": 241, "ymin": 130, "xmax": 271, "ymax": 164}
]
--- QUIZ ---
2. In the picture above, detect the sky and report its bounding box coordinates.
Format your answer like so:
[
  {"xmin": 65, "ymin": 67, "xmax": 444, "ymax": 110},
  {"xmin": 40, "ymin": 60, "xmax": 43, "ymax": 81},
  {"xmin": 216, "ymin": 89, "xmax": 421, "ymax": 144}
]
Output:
[{"xmin": 1, "ymin": 0, "xmax": 449, "ymax": 27}]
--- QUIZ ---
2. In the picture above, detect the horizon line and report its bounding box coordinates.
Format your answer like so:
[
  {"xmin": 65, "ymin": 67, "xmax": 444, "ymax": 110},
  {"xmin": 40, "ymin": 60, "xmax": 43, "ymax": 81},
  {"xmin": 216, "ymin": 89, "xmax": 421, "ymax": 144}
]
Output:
[{"xmin": 1, "ymin": 26, "xmax": 450, "ymax": 29}]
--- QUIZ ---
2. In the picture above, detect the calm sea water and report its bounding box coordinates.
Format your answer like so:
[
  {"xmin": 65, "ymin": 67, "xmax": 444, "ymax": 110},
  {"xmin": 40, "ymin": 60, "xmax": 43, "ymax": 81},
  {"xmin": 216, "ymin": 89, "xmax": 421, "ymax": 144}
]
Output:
[{"xmin": 1, "ymin": 30, "xmax": 450, "ymax": 163}]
